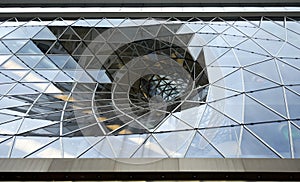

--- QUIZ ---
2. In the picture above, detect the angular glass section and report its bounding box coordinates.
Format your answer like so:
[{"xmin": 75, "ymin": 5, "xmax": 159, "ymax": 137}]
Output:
[{"xmin": 0, "ymin": 17, "xmax": 298, "ymax": 158}]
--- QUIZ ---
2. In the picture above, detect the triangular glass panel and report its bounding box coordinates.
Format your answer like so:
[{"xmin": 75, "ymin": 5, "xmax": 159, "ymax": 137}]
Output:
[
  {"xmin": 260, "ymin": 20, "xmax": 286, "ymax": 40},
  {"xmin": 243, "ymin": 70, "xmax": 278, "ymax": 92},
  {"xmin": 2, "ymin": 40, "xmax": 29, "ymax": 53},
  {"xmin": 291, "ymin": 123, "xmax": 300, "ymax": 158},
  {"xmin": 48, "ymin": 55, "xmax": 70, "ymax": 68},
  {"xmin": 22, "ymin": 123, "xmax": 60, "ymax": 136},
  {"xmin": 199, "ymin": 25, "xmax": 217, "ymax": 34},
  {"xmin": 48, "ymin": 18, "xmax": 69, "ymax": 26},
  {"xmin": 286, "ymin": 85, "xmax": 300, "ymax": 96},
  {"xmin": 59, "ymin": 40, "xmax": 81, "ymax": 54},
  {"xmin": 207, "ymin": 35, "xmax": 230, "ymax": 47},
  {"xmin": 35, "ymin": 57, "xmax": 57, "ymax": 69},
  {"xmin": 135, "ymin": 27, "xmax": 155, "ymax": 40},
  {"xmin": 107, "ymin": 19, "xmax": 124, "ymax": 27},
  {"xmin": 245, "ymin": 59, "xmax": 281, "ymax": 84},
  {"xmin": 253, "ymin": 29, "xmax": 281, "ymax": 41},
  {"xmin": 207, "ymin": 80, "xmax": 238, "ymax": 101},
  {"xmin": 199, "ymin": 126, "xmax": 241, "ymax": 157},
  {"xmin": 72, "ymin": 19, "xmax": 91, "ymax": 27},
  {"xmin": 79, "ymin": 139, "xmax": 106, "ymax": 158},
  {"xmin": 0, "ymin": 118, "xmax": 23, "ymax": 134},
  {"xmin": 277, "ymin": 60, "xmax": 300, "ymax": 85},
  {"xmin": 185, "ymin": 23, "xmax": 203, "ymax": 32},
  {"xmin": 244, "ymin": 96, "xmax": 283, "ymax": 124},
  {"xmin": 85, "ymin": 19, "xmax": 101, "ymax": 26},
  {"xmin": 20, "ymin": 71, "xmax": 47, "ymax": 82},
  {"xmin": 118, "ymin": 27, "xmax": 138, "ymax": 40},
  {"xmin": 0, "ymin": 41, "xmax": 11, "ymax": 54},
  {"xmin": 279, "ymin": 58, "xmax": 300, "ymax": 69},
  {"xmin": 203, "ymin": 47, "xmax": 230, "ymax": 66},
  {"xmin": 107, "ymin": 134, "xmax": 147, "ymax": 157},
  {"xmin": 157, "ymin": 25, "xmax": 173, "ymax": 37},
  {"xmin": 233, "ymin": 48, "xmax": 269, "ymax": 66},
  {"xmin": 35, "ymin": 70, "xmax": 60, "ymax": 81},
  {"xmin": 155, "ymin": 115, "xmax": 193, "ymax": 132},
  {"xmin": 222, "ymin": 35, "xmax": 247, "ymax": 47},
  {"xmin": 0, "ymin": 27, "xmax": 17, "ymax": 38},
  {"xmin": 0, "ymin": 55, "xmax": 11, "ymax": 66},
  {"xmin": 8, "ymin": 84, "xmax": 36, "ymax": 95},
  {"xmin": 286, "ymin": 30, "xmax": 300, "ymax": 49},
  {"xmin": 4, "ymin": 26, "xmax": 43, "ymax": 39},
  {"xmin": 11, "ymin": 136, "xmax": 56, "ymax": 158},
  {"xmin": 240, "ymin": 127, "xmax": 278, "ymax": 158},
  {"xmin": 114, "ymin": 18, "xmax": 135, "ymax": 27},
  {"xmin": 211, "ymin": 94, "xmax": 243, "ymax": 123},
  {"xmin": 59, "ymin": 27, "xmax": 81, "ymax": 40},
  {"xmin": 18, "ymin": 118, "xmax": 55, "ymax": 134},
  {"xmin": 0, "ymin": 73, "xmax": 14, "ymax": 83},
  {"xmin": 32, "ymin": 27, "xmax": 57, "ymax": 40},
  {"xmin": 285, "ymin": 88, "xmax": 300, "ymax": 119},
  {"xmin": 18, "ymin": 55, "xmax": 43, "ymax": 68},
  {"xmin": 0, "ymin": 113, "xmax": 20, "ymax": 125},
  {"xmin": 173, "ymin": 103, "xmax": 206, "ymax": 128},
  {"xmin": 32, "ymin": 40, "xmax": 55, "ymax": 54},
  {"xmin": 17, "ymin": 41, "xmax": 43, "ymax": 54},
  {"xmin": 87, "ymin": 70, "xmax": 110, "ymax": 83},
  {"xmin": 213, "ymin": 69, "xmax": 243, "ymax": 92},
  {"xmin": 253, "ymin": 39, "xmax": 284, "ymax": 56},
  {"xmin": 0, "ymin": 83, "xmax": 15, "ymax": 95},
  {"xmin": 235, "ymin": 39, "xmax": 269, "ymax": 56},
  {"xmin": 142, "ymin": 25, "xmax": 160, "ymax": 37},
  {"xmin": 62, "ymin": 58, "xmax": 80, "ymax": 69},
  {"xmin": 247, "ymin": 121, "xmax": 291, "ymax": 158},
  {"xmin": 28, "ymin": 139, "xmax": 62, "ymax": 158},
  {"xmin": 199, "ymin": 105, "xmax": 238, "ymax": 128},
  {"xmin": 210, "ymin": 49, "xmax": 240, "ymax": 67},
  {"xmin": 88, "ymin": 137, "xmax": 115, "ymax": 157},
  {"xmin": 47, "ymin": 26, "xmax": 67, "ymax": 38},
  {"xmin": 72, "ymin": 42, "xmax": 93, "ymax": 56},
  {"xmin": 1, "ymin": 56, "xmax": 28, "ymax": 69},
  {"xmin": 234, "ymin": 22, "xmax": 258, "ymax": 37},
  {"xmin": 132, "ymin": 135, "xmax": 168, "ymax": 158},
  {"xmin": 47, "ymin": 41, "xmax": 69, "ymax": 54},
  {"xmin": 249, "ymin": 87, "xmax": 287, "ymax": 117},
  {"xmin": 71, "ymin": 27, "xmax": 90, "ymax": 40},
  {"xmin": 63, "ymin": 136, "xmax": 100, "ymax": 158},
  {"xmin": 278, "ymin": 43, "xmax": 300, "ymax": 58},
  {"xmin": 0, "ymin": 137, "xmax": 13, "ymax": 157},
  {"xmin": 222, "ymin": 27, "xmax": 245, "ymax": 36},
  {"xmin": 95, "ymin": 18, "xmax": 114, "ymax": 27},
  {"xmin": 107, "ymin": 29, "xmax": 131, "ymax": 43},
  {"xmin": 1, "ymin": 70, "xmax": 29, "ymax": 81},
  {"xmin": 84, "ymin": 28, "xmax": 104, "ymax": 41},
  {"xmin": 177, "ymin": 24, "xmax": 193, "ymax": 34},
  {"xmin": 154, "ymin": 130, "xmax": 194, "ymax": 157},
  {"xmin": 188, "ymin": 47, "xmax": 202, "ymax": 60},
  {"xmin": 185, "ymin": 132, "xmax": 223, "ymax": 158},
  {"xmin": 0, "ymin": 96, "xmax": 27, "ymax": 109}
]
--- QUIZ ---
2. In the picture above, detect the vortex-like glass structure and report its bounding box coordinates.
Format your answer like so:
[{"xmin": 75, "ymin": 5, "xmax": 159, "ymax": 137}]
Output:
[{"xmin": 0, "ymin": 17, "xmax": 299, "ymax": 158}]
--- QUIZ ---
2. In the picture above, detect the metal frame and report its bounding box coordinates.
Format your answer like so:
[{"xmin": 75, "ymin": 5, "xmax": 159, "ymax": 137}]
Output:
[{"xmin": 0, "ymin": 158, "xmax": 299, "ymax": 180}]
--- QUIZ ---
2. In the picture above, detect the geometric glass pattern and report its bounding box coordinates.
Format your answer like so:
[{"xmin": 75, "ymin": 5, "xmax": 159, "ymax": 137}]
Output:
[{"xmin": 0, "ymin": 17, "xmax": 300, "ymax": 158}]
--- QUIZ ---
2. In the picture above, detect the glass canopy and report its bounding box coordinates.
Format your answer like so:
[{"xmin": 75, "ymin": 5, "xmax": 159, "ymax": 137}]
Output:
[{"xmin": 0, "ymin": 17, "xmax": 299, "ymax": 158}]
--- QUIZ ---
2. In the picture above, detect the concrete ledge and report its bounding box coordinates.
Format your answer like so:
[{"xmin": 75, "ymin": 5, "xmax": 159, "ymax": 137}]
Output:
[{"xmin": 0, "ymin": 158, "xmax": 299, "ymax": 172}]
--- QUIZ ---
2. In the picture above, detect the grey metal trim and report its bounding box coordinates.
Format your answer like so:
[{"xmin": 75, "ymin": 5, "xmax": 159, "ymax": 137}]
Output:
[
  {"xmin": 0, "ymin": 158, "xmax": 299, "ymax": 172},
  {"xmin": 0, "ymin": 0, "xmax": 299, "ymax": 7},
  {"xmin": 0, "ymin": 7, "xmax": 300, "ymax": 18}
]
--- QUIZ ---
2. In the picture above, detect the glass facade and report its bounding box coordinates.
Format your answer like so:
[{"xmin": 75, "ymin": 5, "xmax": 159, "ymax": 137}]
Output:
[{"xmin": 0, "ymin": 17, "xmax": 299, "ymax": 158}]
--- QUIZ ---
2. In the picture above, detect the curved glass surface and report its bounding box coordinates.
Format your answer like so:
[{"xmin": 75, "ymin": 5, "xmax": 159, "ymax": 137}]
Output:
[{"xmin": 0, "ymin": 17, "xmax": 299, "ymax": 158}]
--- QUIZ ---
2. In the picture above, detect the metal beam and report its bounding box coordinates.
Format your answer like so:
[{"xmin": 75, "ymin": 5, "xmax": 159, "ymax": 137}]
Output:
[
  {"xmin": 0, "ymin": 0, "xmax": 299, "ymax": 7},
  {"xmin": 0, "ymin": 158, "xmax": 299, "ymax": 180}
]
